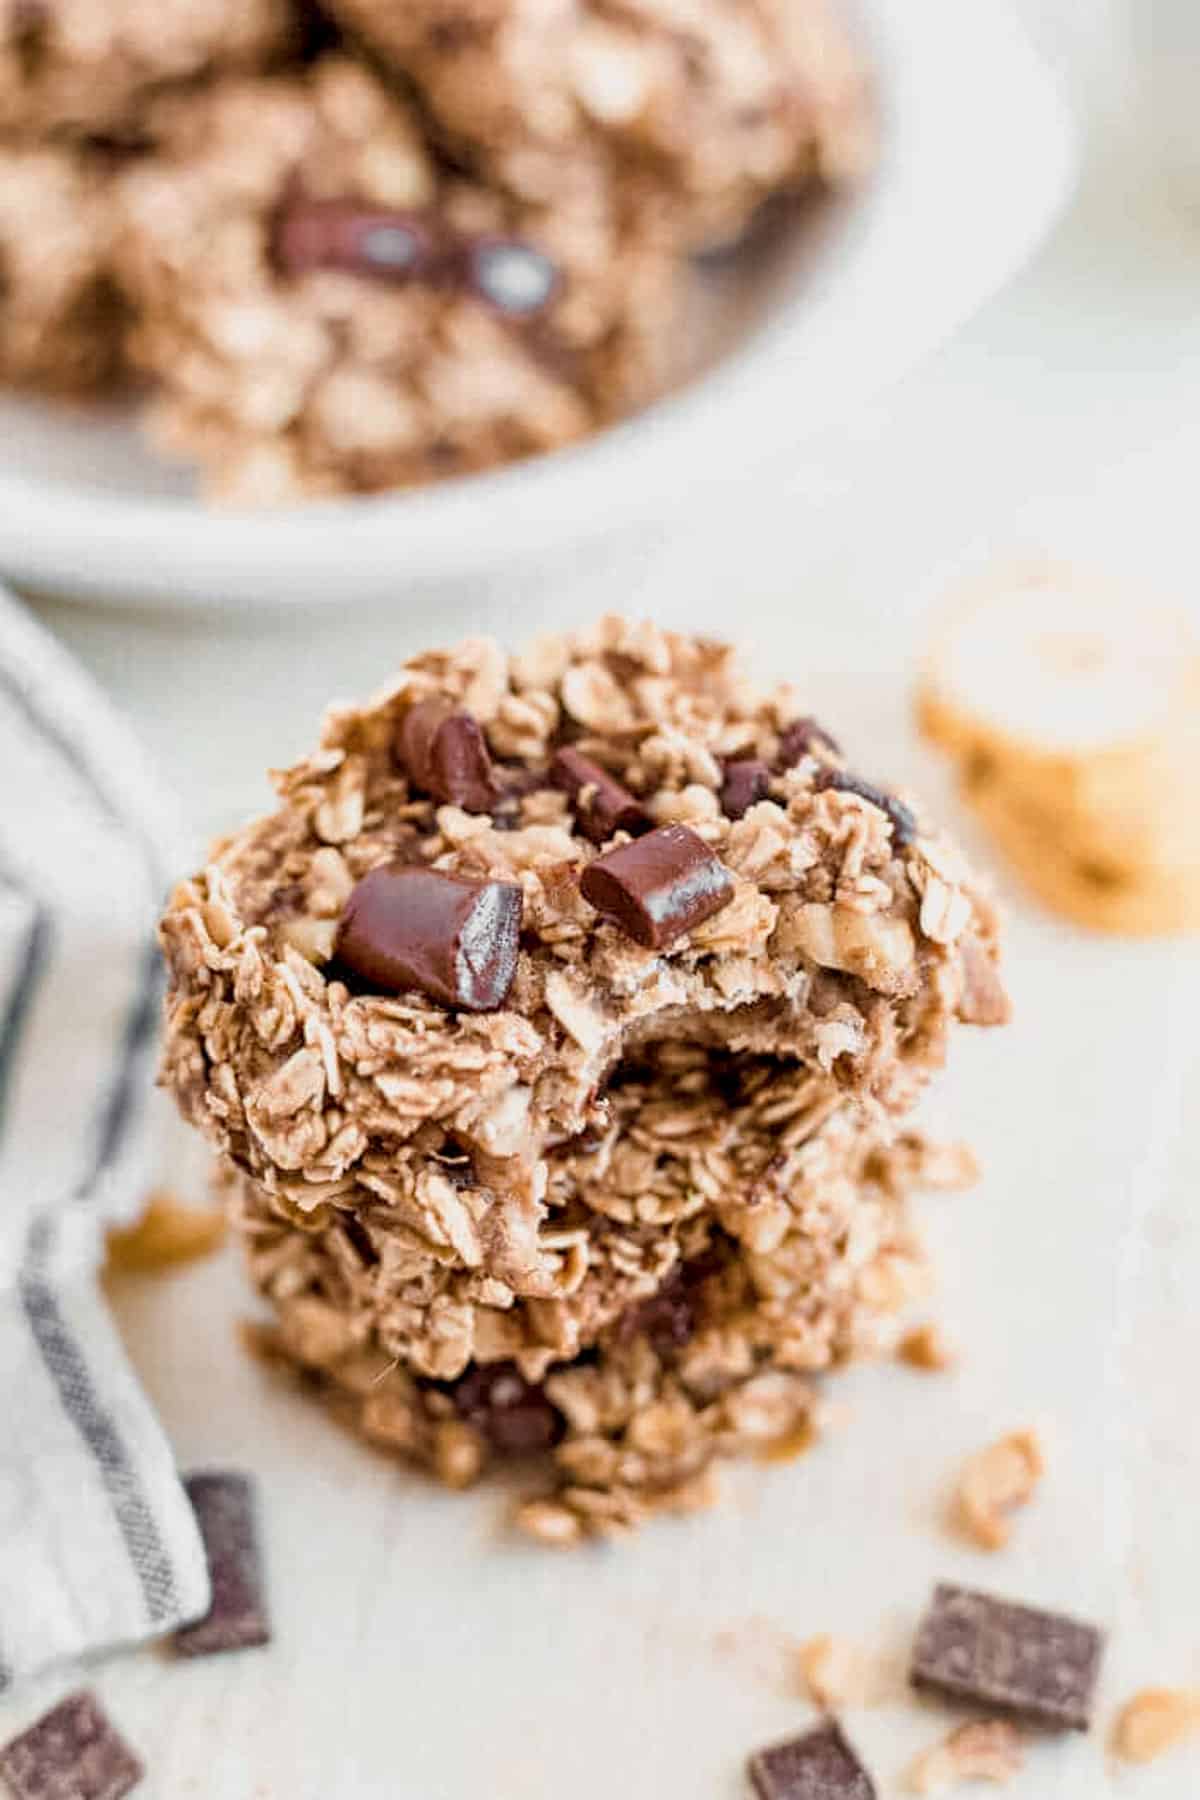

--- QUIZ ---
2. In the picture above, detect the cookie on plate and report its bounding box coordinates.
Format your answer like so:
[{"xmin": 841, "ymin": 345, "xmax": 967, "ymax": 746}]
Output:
[
  {"xmin": 0, "ymin": 0, "xmax": 298, "ymax": 138},
  {"xmin": 113, "ymin": 57, "xmax": 679, "ymax": 502},
  {"xmin": 0, "ymin": 144, "xmax": 127, "ymax": 391},
  {"xmin": 323, "ymin": 0, "xmax": 873, "ymax": 252}
]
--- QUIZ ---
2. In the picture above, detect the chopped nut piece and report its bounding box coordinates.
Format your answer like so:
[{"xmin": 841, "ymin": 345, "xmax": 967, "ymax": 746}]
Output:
[
  {"xmin": 799, "ymin": 1633, "xmax": 872, "ymax": 1708},
  {"xmin": 898, "ymin": 1323, "xmax": 956, "ymax": 1371},
  {"xmin": 908, "ymin": 1720, "xmax": 1024, "ymax": 1793},
  {"xmin": 1112, "ymin": 1687, "xmax": 1200, "ymax": 1764},
  {"xmin": 955, "ymin": 1430, "xmax": 1044, "ymax": 1550},
  {"xmin": 515, "ymin": 1498, "xmax": 584, "ymax": 1547},
  {"xmin": 106, "ymin": 1189, "xmax": 227, "ymax": 1271}
]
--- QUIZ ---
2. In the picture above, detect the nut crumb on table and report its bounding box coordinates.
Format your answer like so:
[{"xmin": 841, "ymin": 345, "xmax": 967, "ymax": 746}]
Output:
[
  {"xmin": 954, "ymin": 1429, "xmax": 1044, "ymax": 1552},
  {"xmin": 907, "ymin": 1719, "xmax": 1024, "ymax": 1793},
  {"xmin": 1111, "ymin": 1687, "xmax": 1200, "ymax": 1765},
  {"xmin": 106, "ymin": 1187, "xmax": 227, "ymax": 1270}
]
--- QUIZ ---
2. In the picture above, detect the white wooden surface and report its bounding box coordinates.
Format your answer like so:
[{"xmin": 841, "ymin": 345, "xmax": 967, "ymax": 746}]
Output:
[{"xmin": 6, "ymin": 132, "xmax": 1200, "ymax": 1798}]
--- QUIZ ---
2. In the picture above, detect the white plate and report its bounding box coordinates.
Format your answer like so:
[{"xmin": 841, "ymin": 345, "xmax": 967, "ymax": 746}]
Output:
[{"xmin": 0, "ymin": 0, "xmax": 1074, "ymax": 609}]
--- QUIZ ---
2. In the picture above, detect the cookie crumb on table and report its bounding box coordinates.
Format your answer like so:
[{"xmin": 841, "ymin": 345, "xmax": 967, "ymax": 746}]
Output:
[
  {"xmin": 106, "ymin": 1188, "xmax": 227, "ymax": 1271},
  {"xmin": 954, "ymin": 1429, "xmax": 1044, "ymax": 1552},
  {"xmin": 907, "ymin": 1719, "xmax": 1023, "ymax": 1793},
  {"xmin": 898, "ymin": 1322, "xmax": 956, "ymax": 1372},
  {"xmin": 798, "ymin": 1633, "xmax": 873, "ymax": 1709},
  {"xmin": 1111, "ymin": 1687, "xmax": 1200, "ymax": 1765}
]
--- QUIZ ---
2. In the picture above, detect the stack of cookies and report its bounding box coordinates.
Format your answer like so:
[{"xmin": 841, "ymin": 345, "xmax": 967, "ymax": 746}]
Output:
[
  {"xmin": 0, "ymin": 0, "xmax": 871, "ymax": 502},
  {"xmin": 919, "ymin": 566, "xmax": 1200, "ymax": 935},
  {"xmin": 160, "ymin": 619, "xmax": 1008, "ymax": 1539}
]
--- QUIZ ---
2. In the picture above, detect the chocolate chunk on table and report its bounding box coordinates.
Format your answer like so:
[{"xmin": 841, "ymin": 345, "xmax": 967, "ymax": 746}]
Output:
[
  {"xmin": 814, "ymin": 769, "xmax": 918, "ymax": 849},
  {"xmin": 336, "ymin": 863, "xmax": 522, "ymax": 1011},
  {"xmin": 910, "ymin": 1583, "xmax": 1104, "ymax": 1731},
  {"xmin": 0, "ymin": 1690, "xmax": 142, "ymax": 1800},
  {"xmin": 579, "ymin": 824, "xmax": 734, "ymax": 949},
  {"xmin": 396, "ymin": 698, "xmax": 495, "ymax": 812},
  {"xmin": 721, "ymin": 757, "xmax": 771, "ymax": 820},
  {"xmin": 173, "ymin": 1471, "xmax": 270, "ymax": 1658},
  {"xmin": 552, "ymin": 747, "xmax": 649, "ymax": 843},
  {"xmin": 748, "ymin": 1719, "xmax": 876, "ymax": 1799}
]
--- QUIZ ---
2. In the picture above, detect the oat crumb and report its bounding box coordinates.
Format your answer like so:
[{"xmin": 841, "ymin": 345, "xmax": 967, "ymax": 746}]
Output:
[
  {"xmin": 798, "ymin": 1633, "xmax": 871, "ymax": 1708},
  {"xmin": 515, "ymin": 1499, "xmax": 584, "ymax": 1547},
  {"xmin": 908, "ymin": 1720, "xmax": 1024, "ymax": 1792},
  {"xmin": 955, "ymin": 1428, "xmax": 1044, "ymax": 1550},
  {"xmin": 105, "ymin": 1189, "xmax": 226, "ymax": 1271},
  {"xmin": 898, "ymin": 1323, "xmax": 956, "ymax": 1371},
  {"xmin": 1112, "ymin": 1687, "xmax": 1200, "ymax": 1764}
]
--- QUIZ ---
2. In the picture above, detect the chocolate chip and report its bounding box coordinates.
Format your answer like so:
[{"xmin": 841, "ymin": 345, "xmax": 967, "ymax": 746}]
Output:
[
  {"xmin": 777, "ymin": 716, "xmax": 842, "ymax": 767},
  {"xmin": 396, "ymin": 698, "xmax": 495, "ymax": 812},
  {"xmin": 465, "ymin": 237, "xmax": 560, "ymax": 317},
  {"xmin": 336, "ymin": 863, "xmax": 521, "ymax": 1012},
  {"xmin": 173, "ymin": 1472, "xmax": 269, "ymax": 1658},
  {"xmin": 551, "ymin": 747, "xmax": 650, "ymax": 843},
  {"xmin": 0, "ymin": 1691, "xmax": 143, "ymax": 1800},
  {"xmin": 720, "ymin": 757, "xmax": 771, "ymax": 820},
  {"xmin": 814, "ymin": 768, "xmax": 918, "ymax": 848},
  {"xmin": 452, "ymin": 1361, "xmax": 563, "ymax": 1454},
  {"xmin": 613, "ymin": 1266, "xmax": 695, "ymax": 1357},
  {"xmin": 275, "ymin": 199, "xmax": 441, "ymax": 283},
  {"xmin": 579, "ymin": 825, "xmax": 735, "ymax": 949},
  {"xmin": 910, "ymin": 1583, "xmax": 1105, "ymax": 1731},
  {"xmin": 748, "ymin": 1719, "xmax": 876, "ymax": 1800}
]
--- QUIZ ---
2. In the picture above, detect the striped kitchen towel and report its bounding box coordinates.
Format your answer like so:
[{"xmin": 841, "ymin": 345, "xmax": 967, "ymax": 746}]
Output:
[{"xmin": 0, "ymin": 588, "xmax": 209, "ymax": 1690}]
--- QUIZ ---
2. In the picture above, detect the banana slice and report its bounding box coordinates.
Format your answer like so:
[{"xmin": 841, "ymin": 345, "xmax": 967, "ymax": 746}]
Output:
[{"xmin": 918, "ymin": 564, "xmax": 1200, "ymax": 935}]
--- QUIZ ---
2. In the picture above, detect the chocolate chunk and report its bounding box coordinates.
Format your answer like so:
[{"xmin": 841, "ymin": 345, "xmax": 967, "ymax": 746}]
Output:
[
  {"xmin": 173, "ymin": 1472, "xmax": 270, "ymax": 1658},
  {"xmin": 579, "ymin": 825, "xmax": 735, "ymax": 949},
  {"xmin": 721, "ymin": 757, "xmax": 771, "ymax": 820},
  {"xmin": 336, "ymin": 864, "xmax": 521, "ymax": 1012},
  {"xmin": 910, "ymin": 1583, "xmax": 1105, "ymax": 1731},
  {"xmin": 814, "ymin": 768, "xmax": 918, "ymax": 848},
  {"xmin": 275, "ymin": 199, "xmax": 440, "ymax": 283},
  {"xmin": 465, "ymin": 237, "xmax": 560, "ymax": 317},
  {"xmin": 0, "ymin": 1691, "xmax": 143, "ymax": 1800},
  {"xmin": 552, "ymin": 747, "xmax": 649, "ymax": 843},
  {"xmin": 777, "ymin": 716, "xmax": 842, "ymax": 767},
  {"xmin": 613, "ymin": 1266, "xmax": 695, "ymax": 1357},
  {"xmin": 748, "ymin": 1719, "xmax": 876, "ymax": 1800},
  {"xmin": 396, "ymin": 698, "xmax": 495, "ymax": 812},
  {"xmin": 452, "ymin": 1362, "xmax": 563, "ymax": 1454}
]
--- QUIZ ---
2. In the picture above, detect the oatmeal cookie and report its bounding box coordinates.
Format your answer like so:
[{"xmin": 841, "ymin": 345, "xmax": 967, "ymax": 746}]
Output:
[
  {"xmin": 0, "ymin": 143, "xmax": 126, "ymax": 391},
  {"xmin": 325, "ymin": 0, "xmax": 872, "ymax": 252},
  {"xmin": 0, "ymin": 0, "xmax": 298, "ymax": 138},
  {"xmin": 325, "ymin": 0, "xmax": 871, "ymax": 253},
  {"xmin": 159, "ymin": 618, "xmax": 1006, "ymax": 1531},
  {"xmin": 113, "ymin": 57, "xmax": 678, "ymax": 502}
]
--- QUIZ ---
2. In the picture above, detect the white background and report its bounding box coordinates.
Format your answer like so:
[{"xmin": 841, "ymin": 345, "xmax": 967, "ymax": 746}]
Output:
[{"xmin": 6, "ymin": 13, "xmax": 1200, "ymax": 1796}]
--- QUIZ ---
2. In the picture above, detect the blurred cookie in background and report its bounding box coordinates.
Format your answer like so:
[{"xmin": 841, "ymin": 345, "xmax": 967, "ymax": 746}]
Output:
[
  {"xmin": 919, "ymin": 563, "xmax": 1200, "ymax": 935},
  {"xmin": 0, "ymin": 0, "xmax": 299, "ymax": 138},
  {"xmin": 112, "ymin": 56, "xmax": 680, "ymax": 503},
  {"xmin": 322, "ymin": 0, "xmax": 874, "ymax": 253},
  {"xmin": 0, "ymin": 143, "xmax": 128, "ymax": 391}
]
